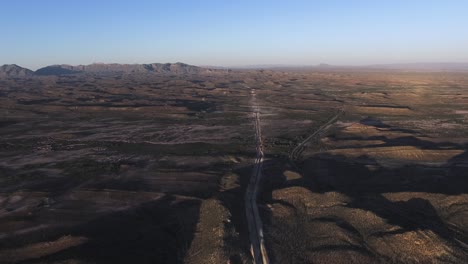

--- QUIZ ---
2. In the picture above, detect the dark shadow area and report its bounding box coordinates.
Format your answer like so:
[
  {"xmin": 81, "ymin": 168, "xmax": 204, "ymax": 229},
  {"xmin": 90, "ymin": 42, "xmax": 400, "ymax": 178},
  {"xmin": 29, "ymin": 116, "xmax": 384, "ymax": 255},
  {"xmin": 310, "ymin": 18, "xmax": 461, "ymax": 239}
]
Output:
[
  {"xmin": 296, "ymin": 147, "xmax": 468, "ymax": 252},
  {"xmin": 302, "ymin": 147, "xmax": 468, "ymax": 195},
  {"xmin": 349, "ymin": 196, "xmax": 456, "ymax": 240},
  {"xmin": 175, "ymin": 99, "xmax": 218, "ymax": 113},
  {"xmin": 0, "ymin": 155, "xmax": 258, "ymax": 263},
  {"xmin": 261, "ymin": 118, "xmax": 468, "ymax": 262},
  {"xmin": 217, "ymin": 162, "xmax": 256, "ymax": 261},
  {"xmin": 35, "ymin": 66, "xmax": 80, "ymax": 76},
  {"xmin": 15, "ymin": 195, "xmax": 201, "ymax": 264},
  {"xmin": 330, "ymin": 134, "xmax": 463, "ymax": 150}
]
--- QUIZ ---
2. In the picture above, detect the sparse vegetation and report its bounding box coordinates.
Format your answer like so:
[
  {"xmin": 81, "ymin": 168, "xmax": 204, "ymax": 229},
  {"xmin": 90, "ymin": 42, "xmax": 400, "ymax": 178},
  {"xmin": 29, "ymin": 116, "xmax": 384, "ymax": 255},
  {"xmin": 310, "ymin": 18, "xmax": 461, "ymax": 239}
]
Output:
[{"xmin": 0, "ymin": 70, "xmax": 467, "ymax": 263}]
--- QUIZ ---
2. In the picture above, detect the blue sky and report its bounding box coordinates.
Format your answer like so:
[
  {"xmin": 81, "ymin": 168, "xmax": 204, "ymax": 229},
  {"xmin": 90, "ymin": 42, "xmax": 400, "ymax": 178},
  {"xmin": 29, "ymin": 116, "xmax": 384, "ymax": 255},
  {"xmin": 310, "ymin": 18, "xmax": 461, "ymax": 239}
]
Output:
[{"xmin": 1, "ymin": 0, "xmax": 467, "ymax": 69}]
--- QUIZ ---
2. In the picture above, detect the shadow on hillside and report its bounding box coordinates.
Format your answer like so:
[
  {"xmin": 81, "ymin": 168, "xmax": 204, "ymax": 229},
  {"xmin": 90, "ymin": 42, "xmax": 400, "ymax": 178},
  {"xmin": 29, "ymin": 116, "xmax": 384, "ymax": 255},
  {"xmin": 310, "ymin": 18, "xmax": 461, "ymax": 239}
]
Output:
[
  {"xmin": 302, "ymin": 117, "xmax": 468, "ymax": 239},
  {"xmin": 7, "ymin": 195, "xmax": 201, "ymax": 264},
  {"xmin": 261, "ymin": 118, "xmax": 468, "ymax": 262},
  {"xmin": 216, "ymin": 162, "xmax": 258, "ymax": 263}
]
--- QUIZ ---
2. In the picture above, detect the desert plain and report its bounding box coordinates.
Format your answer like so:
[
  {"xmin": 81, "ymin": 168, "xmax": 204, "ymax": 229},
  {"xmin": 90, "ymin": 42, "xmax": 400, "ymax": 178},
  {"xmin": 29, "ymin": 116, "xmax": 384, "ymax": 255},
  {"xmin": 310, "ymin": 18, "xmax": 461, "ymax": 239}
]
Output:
[{"xmin": 0, "ymin": 64, "xmax": 467, "ymax": 263}]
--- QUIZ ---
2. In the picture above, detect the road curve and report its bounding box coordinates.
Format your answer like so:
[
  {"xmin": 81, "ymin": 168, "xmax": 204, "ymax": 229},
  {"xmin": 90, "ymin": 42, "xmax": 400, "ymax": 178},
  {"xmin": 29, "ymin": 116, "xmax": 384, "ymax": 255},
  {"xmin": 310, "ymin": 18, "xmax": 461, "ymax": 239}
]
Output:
[{"xmin": 245, "ymin": 86, "xmax": 270, "ymax": 264}]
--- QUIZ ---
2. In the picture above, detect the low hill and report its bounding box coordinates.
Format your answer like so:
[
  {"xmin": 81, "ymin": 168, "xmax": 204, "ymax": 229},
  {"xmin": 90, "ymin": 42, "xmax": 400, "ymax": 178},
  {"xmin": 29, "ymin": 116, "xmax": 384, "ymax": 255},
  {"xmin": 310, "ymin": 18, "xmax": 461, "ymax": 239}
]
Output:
[{"xmin": 0, "ymin": 64, "xmax": 34, "ymax": 78}]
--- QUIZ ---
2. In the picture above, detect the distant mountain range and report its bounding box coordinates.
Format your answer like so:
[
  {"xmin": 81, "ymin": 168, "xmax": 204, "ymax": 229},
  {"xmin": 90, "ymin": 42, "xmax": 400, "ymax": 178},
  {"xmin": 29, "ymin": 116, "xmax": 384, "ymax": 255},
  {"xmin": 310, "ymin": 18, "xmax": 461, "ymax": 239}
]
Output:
[
  {"xmin": 1, "ymin": 62, "xmax": 468, "ymax": 78},
  {"xmin": 365, "ymin": 63, "xmax": 468, "ymax": 71},
  {"xmin": 0, "ymin": 62, "xmax": 214, "ymax": 78},
  {"xmin": 247, "ymin": 63, "xmax": 468, "ymax": 72}
]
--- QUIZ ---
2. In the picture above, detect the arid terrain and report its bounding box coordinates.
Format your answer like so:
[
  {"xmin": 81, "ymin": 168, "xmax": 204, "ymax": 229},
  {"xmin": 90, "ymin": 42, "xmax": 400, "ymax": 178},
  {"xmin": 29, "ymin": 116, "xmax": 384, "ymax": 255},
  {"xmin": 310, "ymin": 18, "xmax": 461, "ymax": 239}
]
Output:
[{"xmin": 0, "ymin": 64, "xmax": 467, "ymax": 263}]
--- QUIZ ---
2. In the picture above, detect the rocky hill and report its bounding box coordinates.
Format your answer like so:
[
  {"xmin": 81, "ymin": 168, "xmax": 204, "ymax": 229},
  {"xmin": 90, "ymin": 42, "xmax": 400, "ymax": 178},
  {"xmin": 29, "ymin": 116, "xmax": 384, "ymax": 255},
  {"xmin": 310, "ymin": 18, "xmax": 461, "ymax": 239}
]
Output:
[
  {"xmin": 35, "ymin": 62, "xmax": 212, "ymax": 76},
  {"xmin": 0, "ymin": 64, "xmax": 34, "ymax": 78}
]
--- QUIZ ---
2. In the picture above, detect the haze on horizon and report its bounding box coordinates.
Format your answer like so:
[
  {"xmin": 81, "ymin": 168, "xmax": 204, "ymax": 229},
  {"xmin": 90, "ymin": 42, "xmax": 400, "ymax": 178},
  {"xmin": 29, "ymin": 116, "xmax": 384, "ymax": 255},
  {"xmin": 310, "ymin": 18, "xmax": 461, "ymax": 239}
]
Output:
[{"xmin": 1, "ymin": 0, "xmax": 468, "ymax": 70}]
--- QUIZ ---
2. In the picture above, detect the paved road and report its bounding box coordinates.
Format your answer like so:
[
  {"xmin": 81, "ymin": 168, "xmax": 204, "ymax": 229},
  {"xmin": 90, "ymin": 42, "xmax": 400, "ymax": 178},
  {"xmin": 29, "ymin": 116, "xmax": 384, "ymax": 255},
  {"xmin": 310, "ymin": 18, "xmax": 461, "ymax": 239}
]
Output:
[
  {"xmin": 242, "ymin": 85, "xmax": 341, "ymax": 263},
  {"xmin": 244, "ymin": 86, "xmax": 270, "ymax": 264}
]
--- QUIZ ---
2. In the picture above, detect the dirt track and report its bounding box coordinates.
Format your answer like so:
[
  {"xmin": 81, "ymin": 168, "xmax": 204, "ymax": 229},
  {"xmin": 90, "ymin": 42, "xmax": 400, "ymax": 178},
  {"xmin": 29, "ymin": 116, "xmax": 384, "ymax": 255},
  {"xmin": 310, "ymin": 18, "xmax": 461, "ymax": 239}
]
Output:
[{"xmin": 290, "ymin": 110, "xmax": 344, "ymax": 160}]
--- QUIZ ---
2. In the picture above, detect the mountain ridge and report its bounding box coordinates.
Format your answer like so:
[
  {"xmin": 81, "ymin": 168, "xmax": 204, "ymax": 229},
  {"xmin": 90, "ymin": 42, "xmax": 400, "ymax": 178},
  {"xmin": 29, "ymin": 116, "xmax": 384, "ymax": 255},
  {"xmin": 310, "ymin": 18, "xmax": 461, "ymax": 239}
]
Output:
[
  {"xmin": 34, "ymin": 62, "xmax": 212, "ymax": 76},
  {"xmin": 0, "ymin": 62, "xmax": 215, "ymax": 77},
  {"xmin": 2, "ymin": 62, "xmax": 468, "ymax": 78},
  {"xmin": 0, "ymin": 64, "xmax": 34, "ymax": 78}
]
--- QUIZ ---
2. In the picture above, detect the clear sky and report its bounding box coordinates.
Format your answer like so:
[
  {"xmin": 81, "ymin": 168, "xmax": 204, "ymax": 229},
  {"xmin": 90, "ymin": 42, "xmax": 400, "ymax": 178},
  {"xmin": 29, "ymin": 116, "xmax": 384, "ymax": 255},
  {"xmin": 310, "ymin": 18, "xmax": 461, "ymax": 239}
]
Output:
[{"xmin": 1, "ymin": 0, "xmax": 467, "ymax": 69}]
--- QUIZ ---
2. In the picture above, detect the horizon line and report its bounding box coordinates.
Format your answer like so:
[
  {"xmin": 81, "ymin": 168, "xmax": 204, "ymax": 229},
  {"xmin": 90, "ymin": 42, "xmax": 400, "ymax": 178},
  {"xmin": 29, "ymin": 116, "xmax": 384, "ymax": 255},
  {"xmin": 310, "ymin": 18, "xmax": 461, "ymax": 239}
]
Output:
[{"xmin": 3, "ymin": 61, "xmax": 468, "ymax": 71}]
